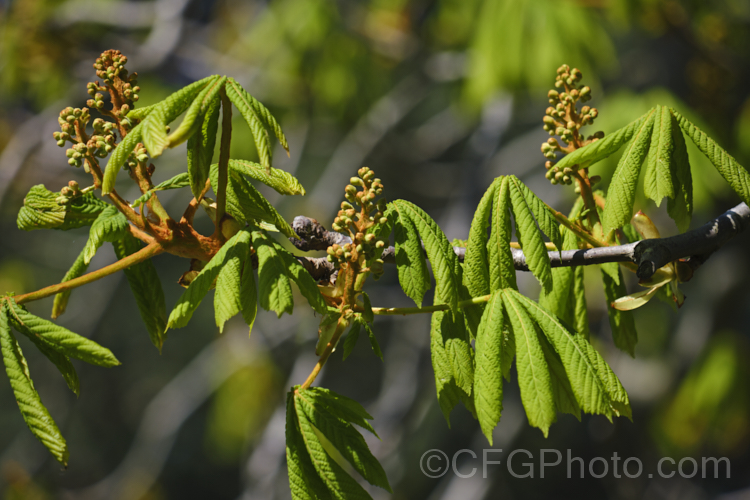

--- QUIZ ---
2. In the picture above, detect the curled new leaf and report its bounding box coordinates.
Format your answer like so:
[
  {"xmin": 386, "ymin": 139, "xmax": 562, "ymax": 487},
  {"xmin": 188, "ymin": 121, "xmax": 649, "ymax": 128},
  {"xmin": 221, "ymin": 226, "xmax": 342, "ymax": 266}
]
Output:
[
  {"xmin": 227, "ymin": 159, "xmax": 305, "ymax": 196},
  {"xmin": 52, "ymin": 247, "xmax": 89, "ymax": 319},
  {"xmin": 83, "ymin": 205, "xmax": 130, "ymax": 264},
  {"xmin": 131, "ymin": 172, "xmax": 190, "ymax": 207},
  {"xmin": 17, "ymin": 185, "xmax": 108, "ymax": 231}
]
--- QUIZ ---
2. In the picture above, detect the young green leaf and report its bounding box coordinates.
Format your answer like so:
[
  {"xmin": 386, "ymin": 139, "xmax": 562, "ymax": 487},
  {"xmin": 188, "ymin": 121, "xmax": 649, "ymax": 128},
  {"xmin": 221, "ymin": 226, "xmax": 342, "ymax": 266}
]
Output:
[
  {"xmin": 167, "ymin": 229, "xmax": 251, "ymax": 329},
  {"xmin": 83, "ymin": 205, "xmax": 130, "ymax": 264},
  {"xmin": 113, "ymin": 234, "xmax": 168, "ymax": 350},
  {"xmin": 251, "ymin": 230, "xmax": 295, "ymax": 317},
  {"xmin": 430, "ymin": 311, "xmax": 463, "ymax": 425},
  {"xmin": 291, "ymin": 395, "xmax": 374, "ymax": 499},
  {"xmin": 131, "ymin": 172, "xmax": 191, "ymax": 207},
  {"xmin": 239, "ymin": 250, "xmax": 258, "ymax": 335},
  {"xmin": 10, "ymin": 301, "xmax": 120, "ymax": 367},
  {"xmin": 228, "ymin": 159, "xmax": 305, "ymax": 196},
  {"xmin": 667, "ymin": 115, "xmax": 693, "ymax": 232},
  {"xmin": 602, "ymin": 108, "xmax": 656, "ymax": 234},
  {"xmin": 32, "ymin": 340, "xmax": 80, "ymax": 397},
  {"xmin": 643, "ymin": 105, "xmax": 675, "ymax": 206},
  {"xmin": 601, "ymin": 263, "xmax": 638, "ymax": 357},
  {"xmin": 269, "ymin": 238, "xmax": 327, "ymax": 315},
  {"xmin": 285, "ymin": 393, "xmax": 331, "ymax": 500},
  {"xmin": 391, "ymin": 200, "xmax": 461, "ymax": 313},
  {"xmin": 166, "ymin": 76, "xmax": 227, "ymax": 148},
  {"xmin": 210, "ymin": 163, "xmax": 296, "ymax": 238},
  {"xmin": 508, "ymin": 176, "xmax": 563, "ymax": 252},
  {"xmin": 508, "ymin": 178, "xmax": 553, "ymax": 294},
  {"xmin": 538, "ymin": 229, "xmax": 579, "ymax": 327},
  {"xmin": 363, "ymin": 322, "xmax": 383, "ymax": 361},
  {"xmin": 553, "ymin": 109, "xmax": 654, "ymax": 172},
  {"xmin": 488, "ymin": 177, "xmax": 517, "ymax": 291},
  {"xmin": 103, "ymin": 75, "xmax": 219, "ymax": 193},
  {"xmin": 51, "ymin": 247, "xmax": 90, "ymax": 319},
  {"xmin": 672, "ymin": 109, "xmax": 750, "ymax": 207},
  {"xmin": 17, "ymin": 185, "xmax": 109, "ymax": 231},
  {"xmin": 295, "ymin": 390, "xmax": 391, "ymax": 492},
  {"xmin": 538, "ymin": 331, "xmax": 581, "ymax": 419},
  {"xmin": 0, "ymin": 307, "xmax": 68, "ymax": 466},
  {"xmin": 464, "ymin": 179, "xmax": 499, "ymax": 300},
  {"xmin": 187, "ymin": 96, "xmax": 221, "ymax": 201},
  {"xmin": 225, "ymin": 78, "xmax": 289, "ymax": 171},
  {"xmin": 342, "ymin": 320, "xmax": 361, "ymax": 361},
  {"xmin": 502, "ymin": 291, "xmax": 556, "ymax": 436},
  {"xmin": 390, "ymin": 203, "xmax": 430, "ymax": 308},
  {"xmin": 213, "ymin": 243, "xmax": 243, "ymax": 333},
  {"xmin": 473, "ymin": 291, "xmax": 505, "ymax": 444},
  {"xmin": 302, "ymin": 387, "xmax": 379, "ymax": 438},
  {"xmin": 573, "ymin": 266, "xmax": 589, "ymax": 339},
  {"xmin": 512, "ymin": 290, "xmax": 631, "ymax": 420}
]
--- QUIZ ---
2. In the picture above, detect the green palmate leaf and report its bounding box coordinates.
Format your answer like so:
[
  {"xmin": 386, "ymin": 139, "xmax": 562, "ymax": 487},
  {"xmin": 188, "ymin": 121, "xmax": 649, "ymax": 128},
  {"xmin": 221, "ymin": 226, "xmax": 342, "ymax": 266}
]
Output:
[
  {"xmin": 83, "ymin": 205, "xmax": 130, "ymax": 264},
  {"xmin": 601, "ymin": 263, "xmax": 638, "ymax": 357},
  {"xmin": 251, "ymin": 230, "xmax": 294, "ymax": 317},
  {"xmin": 167, "ymin": 76, "xmax": 227, "ymax": 148},
  {"xmin": 553, "ymin": 109, "xmax": 654, "ymax": 172},
  {"xmin": 643, "ymin": 105, "xmax": 675, "ymax": 206},
  {"xmin": 286, "ymin": 393, "xmax": 331, "ymax": 500},
  {"xmin": 51, "ymin": 246, "xmax": 89, "ymax": 319},
  {"xmin": 508, "ymin": 176, "xmax": 563, "ymax": 252},
  {"xmin": 225, "ymin": 78, "xmax": 289, "ymax": 171},
  {"xmin": 391, "ymin": 200, "xmax": 461, "ymax": 313},
  {"xmin": 167, "ymin": 229, "xmax": 251, "ymax": 329},
  {"xmin": 603, "ymin": 108, "xmax": 657, "ymax": 234},
  {"xmin": 187, "ymin": 95, "xmax": 221, "ymax": 200},
  {"xmin": 0, "ymin": 307, "xmax": 68, "ymax": 466},
  {"xmin": 239, "ymin": 249, "xmax": 258, "ymax": 335},
  {"xmin": 210, "ymin": 163, "xmax": 296, "ymax": 238},
  {"xmin": 9, "ymin": 301, "xmax": 120, "ymax": 367},
  {"xmin": 473, "ymin": 291, "xmax": 505, "ymax": 444},
  {"xmin": 359, "ymin": 293, "xmax": 374, "ymax": 324},
  {"xmin": 464, "ymin": 179, "xmax": 498, "ymax": 301},
  {"xmin": 103, "ymin": 75, "xmax": 219, "ymax": 194},
  {"xmin": 17, "ymin": 185, "xmax": 109, "ymax": 231},
  {"xmin": 290, "ymin": 394, "xmax": 374, "ymax": 500},
  {"xmin": 508, "ymin": 178, "xmax": 553, "ymax": 294},
  {"xmin": 430, "ymin": 309, "xmax": 474, "ymax": 424},
  {"xmin": 488, "ymin": 177, "xmax": 517, "ymax": 291},
  {"xmin": 512, "ymin": 290, "xmax": 631, "ymax": 420},
  {"xmin": 113, "ymin": 234, "xmax": 168, "ymax": 350},
  {"xmin": 667, "ymin": 115, "xmax": 693, "ymax": 232},
  {"xmin": 342, "ymin": 320, "xmax": 361, "ymax": 361},
  {"xmin": 672, "ymin": 109, "xmax": 750, "ymax": 206},
  {"xmin": 228, "ymin": 159, "xmax": 305, "ymax": 196},
  {"xmin": 390, "ymin": 203, "xmax": 430, "ymax": 308},
  {"xmin": 295, "ymin": 389, "xmax": 391, "ymax": 492},
  {"xmin": 502, "ymin": 291, "xmax": 556, "ymax": 436},
  {"xmin": 363, "ymin": 322, "xmax": 383, "ymax": 361},
  {"xmin": 131, "ymin": 172, "xmax": 190, "ymax": 207},
  {"xmin": 538, "ymin": 331, "xmax": 581, "ymax": 419},
  {"xmin": 538, "ymin": 232, "xmax": 576, "ymax": 326}
]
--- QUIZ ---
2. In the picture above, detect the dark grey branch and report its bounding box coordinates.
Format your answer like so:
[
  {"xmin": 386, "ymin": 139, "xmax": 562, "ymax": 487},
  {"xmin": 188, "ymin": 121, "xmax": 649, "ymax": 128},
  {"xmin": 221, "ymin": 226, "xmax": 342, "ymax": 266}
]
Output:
[{"xmin": 291, "ymin": 203, "xmax": 750, "ymax": 282}]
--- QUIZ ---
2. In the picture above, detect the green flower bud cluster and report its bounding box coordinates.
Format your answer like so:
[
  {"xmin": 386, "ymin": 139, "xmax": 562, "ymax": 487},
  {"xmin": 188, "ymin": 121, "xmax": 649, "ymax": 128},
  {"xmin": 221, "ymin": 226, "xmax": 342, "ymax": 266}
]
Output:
[
  {"xmin": 55, "ymin": 181, "xmax": 83, "ymax": 206},
  {"xmin": 54, "ymin": 107, "xmax": 91, "ymax": 146},
  {"xmin": 65, "ymin": 143, "xmax": 89, "ymax": 168},
  {"xmin": 327, "ymin": 167, "xmax": 388, "ymax": 279},
  {"xmin": 126, "ymin": 144, "xmax": 149, "ymax": 170},
  {"xmin": 94, "ymin": 50, "xmax": 132, "ymax": 87},
  {"xmin": 541, "ymin": 64, "xmax": 605, "ymax": 186},
  {"xmin": 85, "ymin": 118, "xmax": 117, "ymax": 158}
]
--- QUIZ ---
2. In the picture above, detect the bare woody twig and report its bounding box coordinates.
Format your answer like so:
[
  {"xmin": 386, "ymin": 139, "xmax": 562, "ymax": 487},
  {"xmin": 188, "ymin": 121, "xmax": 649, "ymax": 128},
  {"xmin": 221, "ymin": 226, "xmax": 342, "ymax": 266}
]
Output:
[{"xmin": 290, "ymin": 202, "xmax": 750, "ymax": 283}]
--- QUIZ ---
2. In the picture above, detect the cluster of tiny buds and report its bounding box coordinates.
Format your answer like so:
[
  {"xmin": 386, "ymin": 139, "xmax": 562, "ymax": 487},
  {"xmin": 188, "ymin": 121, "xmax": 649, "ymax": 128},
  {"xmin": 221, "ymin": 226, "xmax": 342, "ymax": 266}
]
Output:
[
  {"xmin": 541, "ymin": 64, "xmax": 605, "ymax": 186},
  {"xmin": 126, "ymin": 144, "xmax": 149, "ymax": 170},
  {"xmin": 327, "ymin": 167, "xmax": 389, "ymax": 277},
  {"xmin": 55, "ymin": 181, "xmax": 82, "ymax": 206},
  {"xmin": 93, "ymin": 50, "xmax": 138, "ymax": 91}
]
